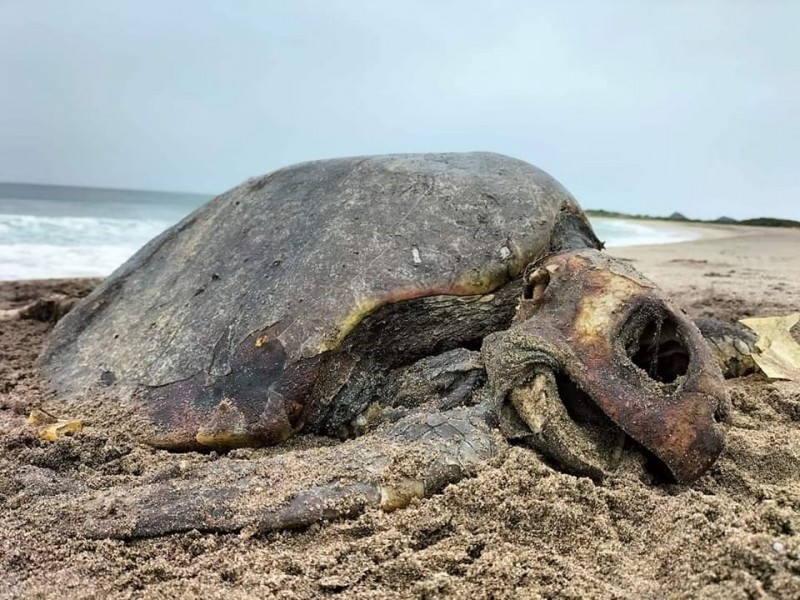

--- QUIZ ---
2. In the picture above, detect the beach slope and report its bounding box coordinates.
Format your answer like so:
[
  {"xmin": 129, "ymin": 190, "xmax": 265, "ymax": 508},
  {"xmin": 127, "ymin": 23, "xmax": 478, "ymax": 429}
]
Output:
[{"xmin": 1, "ymin": 226, "xmax": 798, "ymax": 598}]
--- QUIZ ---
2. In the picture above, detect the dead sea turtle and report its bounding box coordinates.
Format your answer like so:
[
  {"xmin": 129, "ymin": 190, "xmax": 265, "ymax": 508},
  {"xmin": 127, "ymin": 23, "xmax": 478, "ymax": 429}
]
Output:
[{"xmin": 37, "ymin": 153, "xmax": 750, "ymax": 537}]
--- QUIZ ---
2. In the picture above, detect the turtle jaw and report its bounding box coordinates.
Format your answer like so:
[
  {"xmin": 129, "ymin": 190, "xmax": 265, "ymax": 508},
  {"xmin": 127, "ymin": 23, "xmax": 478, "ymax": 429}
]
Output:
[
  {"xmin": 483, "ymin": 249, "xmax": 729, "ymax": 483},
  {"xmin": 505, "ymin": 367, "xmax": 631, "ymax": 480}
]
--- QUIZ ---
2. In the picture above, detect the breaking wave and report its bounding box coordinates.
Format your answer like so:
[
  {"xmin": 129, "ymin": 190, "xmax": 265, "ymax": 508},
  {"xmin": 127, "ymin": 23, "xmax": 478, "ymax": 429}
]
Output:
[{"xmin": 0, "ymin": 214, "xmax": 172, "ymax": 280}]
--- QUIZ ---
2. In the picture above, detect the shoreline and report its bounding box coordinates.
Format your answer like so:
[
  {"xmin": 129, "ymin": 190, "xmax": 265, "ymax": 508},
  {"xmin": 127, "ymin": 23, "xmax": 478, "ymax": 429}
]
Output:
[
  {"xmin": 0, "ymin": 218, "xmax": 768, "ymax": 283},
  {"xmin": 592, "ymin": 216, "xmax": 748, "ymax": 248}
]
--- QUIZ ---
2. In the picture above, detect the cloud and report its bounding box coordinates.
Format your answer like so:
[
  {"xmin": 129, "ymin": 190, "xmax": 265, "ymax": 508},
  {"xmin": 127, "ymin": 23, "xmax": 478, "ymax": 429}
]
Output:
[{"xmin": 0, "ymin": 0, "xmax": 797, "ymax": 219}]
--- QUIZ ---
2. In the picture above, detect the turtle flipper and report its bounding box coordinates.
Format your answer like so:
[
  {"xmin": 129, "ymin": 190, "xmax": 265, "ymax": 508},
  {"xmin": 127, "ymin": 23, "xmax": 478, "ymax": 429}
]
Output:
[
  {"xmin": 72, "ymin": 403, "xmax": 498, "ymax": 539},
  {"xmin": 0, "ymin": 294, "xmax": 78, "ymax": 323},
  {"xmin": 695, "ymin": 317, "xmax": 759, "ymax": 378}
]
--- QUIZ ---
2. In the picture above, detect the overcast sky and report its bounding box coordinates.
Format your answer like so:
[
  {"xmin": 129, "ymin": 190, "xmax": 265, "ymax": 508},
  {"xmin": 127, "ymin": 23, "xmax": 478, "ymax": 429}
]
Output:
[{"xmin": 1, "ymin": 1, "xmax": 798, "ymax": 219}]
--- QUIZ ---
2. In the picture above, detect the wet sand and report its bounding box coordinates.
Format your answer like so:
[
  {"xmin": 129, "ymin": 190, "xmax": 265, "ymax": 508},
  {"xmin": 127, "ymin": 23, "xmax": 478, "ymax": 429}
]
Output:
[{"xmin": 1, "ymin": 226, "xmax": 799, "ymax": 599}]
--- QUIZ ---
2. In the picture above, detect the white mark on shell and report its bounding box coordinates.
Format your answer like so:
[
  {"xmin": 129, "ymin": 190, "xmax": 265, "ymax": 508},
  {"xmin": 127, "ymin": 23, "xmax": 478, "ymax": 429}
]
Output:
[
  {"xmin": 412, "ymin": 247, "xmax": 422, "ymax": 264},
  {"xmin": 499, "ymin": 245, "xmax": 512, "ymax": 260}
]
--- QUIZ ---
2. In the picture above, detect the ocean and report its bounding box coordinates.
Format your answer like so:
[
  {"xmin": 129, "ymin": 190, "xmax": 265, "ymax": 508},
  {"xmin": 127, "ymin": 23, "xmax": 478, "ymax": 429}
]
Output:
[{"xmin": 0, "ymin": 184, "xmax": 699, "ymax": 281}]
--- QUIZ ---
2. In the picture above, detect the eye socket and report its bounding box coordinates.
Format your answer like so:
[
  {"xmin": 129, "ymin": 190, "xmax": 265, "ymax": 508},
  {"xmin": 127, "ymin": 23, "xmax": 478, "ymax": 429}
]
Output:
[{"xmin": 626, "ymin": 316, "xmax": 690, "ymax": 383}]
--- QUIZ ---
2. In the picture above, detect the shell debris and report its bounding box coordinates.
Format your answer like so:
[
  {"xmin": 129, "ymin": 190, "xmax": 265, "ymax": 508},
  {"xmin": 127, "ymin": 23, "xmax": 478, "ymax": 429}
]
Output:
[
  {"xmin": 27, "ymin": 409, "xmax": 84, "ymax": 441},
  {"xmin": 740, "ymin": 312, "xmax": 800, "ymax": 381}
]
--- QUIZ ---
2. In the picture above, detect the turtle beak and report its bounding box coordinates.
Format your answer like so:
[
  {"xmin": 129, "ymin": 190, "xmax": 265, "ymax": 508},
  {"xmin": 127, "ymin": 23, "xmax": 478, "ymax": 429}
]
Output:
[{"xmin": 482, "ymin": 249, "xmax": 729, "ymax": 483}]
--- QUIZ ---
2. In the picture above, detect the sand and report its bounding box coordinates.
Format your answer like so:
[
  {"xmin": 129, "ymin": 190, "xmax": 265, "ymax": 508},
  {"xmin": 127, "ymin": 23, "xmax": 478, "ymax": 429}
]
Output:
[{"xmin": 1, "ymin": 225, "xmax": 799, "ymax": 599}]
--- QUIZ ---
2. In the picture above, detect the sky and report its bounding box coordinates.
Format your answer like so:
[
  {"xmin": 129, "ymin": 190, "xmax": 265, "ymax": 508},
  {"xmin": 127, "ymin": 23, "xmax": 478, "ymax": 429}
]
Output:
[{"xmin": 0, "ymin": 1, "xmax": 798, "ymax": 220}]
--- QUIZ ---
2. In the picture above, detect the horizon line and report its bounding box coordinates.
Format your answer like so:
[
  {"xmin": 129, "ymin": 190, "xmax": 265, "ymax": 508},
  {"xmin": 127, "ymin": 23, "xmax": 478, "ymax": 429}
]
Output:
[{"xmin": 0, "ymin": 180, "xmax": 215, "ymax": 198}]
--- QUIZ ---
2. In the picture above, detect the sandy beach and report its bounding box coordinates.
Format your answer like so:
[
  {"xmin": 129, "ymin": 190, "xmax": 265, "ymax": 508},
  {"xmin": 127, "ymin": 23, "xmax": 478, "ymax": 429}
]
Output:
[{"xmin": 1, "ymin": 223, "xmax": 798, "ymax": 599}]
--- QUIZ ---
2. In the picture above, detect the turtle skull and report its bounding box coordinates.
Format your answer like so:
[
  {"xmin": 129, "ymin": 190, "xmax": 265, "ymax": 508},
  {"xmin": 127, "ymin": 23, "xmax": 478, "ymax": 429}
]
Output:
[{"xmin": 482, "ymin": 248, "xmax": 729, "ymax": 483}]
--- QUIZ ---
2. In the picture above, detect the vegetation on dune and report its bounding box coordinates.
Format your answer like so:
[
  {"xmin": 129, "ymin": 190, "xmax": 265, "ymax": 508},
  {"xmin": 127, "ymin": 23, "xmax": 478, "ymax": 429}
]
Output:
[
  {"xmin": 586, "ymin": 209, "xmax": 800, "ymax": 228},
  {"xmin": 738, "ymin": 217, "xmax": 800, "ymax": 228}
]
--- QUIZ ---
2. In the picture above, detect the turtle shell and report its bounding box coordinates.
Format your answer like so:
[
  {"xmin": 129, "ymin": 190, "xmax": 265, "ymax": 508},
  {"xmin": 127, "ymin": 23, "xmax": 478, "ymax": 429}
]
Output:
[{"xmin": 38, "ymin": 152, "xmax": 601, "ymax": 449}]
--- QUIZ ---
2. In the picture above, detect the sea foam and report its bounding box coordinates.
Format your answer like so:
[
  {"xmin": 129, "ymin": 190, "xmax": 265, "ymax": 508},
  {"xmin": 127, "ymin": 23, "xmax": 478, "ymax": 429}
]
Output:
[
  {"xmin": 591, "ymin": 217, "xmax": 701, "ymax": 247},
  {"xmin": 0, "ymin": 213, "xmax": 172, "ymax": 280}
]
